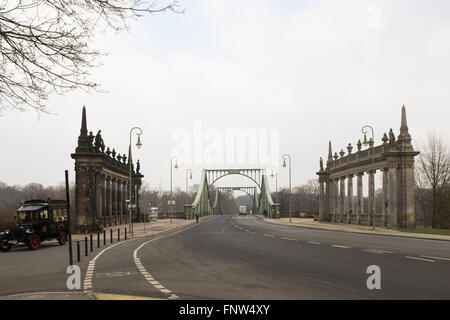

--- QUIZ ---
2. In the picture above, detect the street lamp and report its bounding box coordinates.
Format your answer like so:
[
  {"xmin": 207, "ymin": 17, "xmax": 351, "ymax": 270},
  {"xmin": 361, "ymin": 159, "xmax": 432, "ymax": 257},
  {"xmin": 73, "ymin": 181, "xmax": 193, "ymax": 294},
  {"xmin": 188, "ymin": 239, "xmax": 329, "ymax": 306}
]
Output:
[
  {"xmin": 362, "ymin": 125, "xmax": 375, "ymax": 231},
  {"xmin": 129, "ymin": 127, "xmax": 143, "ymax": 236},
  {"xmin": 170, "ymin": 156, "xmax": 179, "ymax": 224},
  {"xmin": 270, "ymin": 167, "xmax": 278, "ymax": 204},
  {"xmin": 282, "ymin": 154, "xmax": 292, "ymax": 223},
  {"xmin": 186, "ymin": 169, "xmax": 193, "ymax": 220},
  {"xmin": 270, "ymin": 167, "xmax": 279, "ymax": 220},
  {"xmin": 186, "ymin": 169, "xmax": 193, "ymax": 194}
]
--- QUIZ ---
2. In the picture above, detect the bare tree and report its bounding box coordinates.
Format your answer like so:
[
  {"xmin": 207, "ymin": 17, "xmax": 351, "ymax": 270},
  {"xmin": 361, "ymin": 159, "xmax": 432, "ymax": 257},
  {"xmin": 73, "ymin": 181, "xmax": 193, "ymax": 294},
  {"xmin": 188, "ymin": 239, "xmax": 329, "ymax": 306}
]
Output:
[
  {"xmin": 0, "ymin": 0, "xmax": 181, "ymax": 113},
  {"xmin": 416, "ymin": 132, "xmax": 450, "ymax": 228}
]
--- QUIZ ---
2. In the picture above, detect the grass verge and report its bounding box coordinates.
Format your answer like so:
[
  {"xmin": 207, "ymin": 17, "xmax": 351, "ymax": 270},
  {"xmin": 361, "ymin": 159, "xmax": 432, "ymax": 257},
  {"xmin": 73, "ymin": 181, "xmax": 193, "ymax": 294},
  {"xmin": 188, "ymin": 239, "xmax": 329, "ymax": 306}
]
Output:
[{"xmin": 401, "ymin": 228, "xmax": 450, "ymax": 236}]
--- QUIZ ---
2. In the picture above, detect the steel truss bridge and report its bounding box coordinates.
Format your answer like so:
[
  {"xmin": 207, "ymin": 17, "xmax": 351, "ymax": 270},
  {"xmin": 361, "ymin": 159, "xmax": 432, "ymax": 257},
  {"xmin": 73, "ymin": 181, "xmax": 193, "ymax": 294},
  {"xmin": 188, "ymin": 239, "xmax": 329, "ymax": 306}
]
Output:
[{"xmin": 187, "ymin": 169, "xmax": 280, "ymax": 217}]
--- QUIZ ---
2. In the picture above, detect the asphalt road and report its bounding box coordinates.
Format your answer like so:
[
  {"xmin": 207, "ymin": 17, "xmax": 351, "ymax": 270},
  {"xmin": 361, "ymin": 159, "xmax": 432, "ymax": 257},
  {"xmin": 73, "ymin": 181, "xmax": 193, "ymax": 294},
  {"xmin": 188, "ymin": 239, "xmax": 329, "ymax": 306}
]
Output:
[{"xmin": 1, "ymin": 215, "xmax": 450, "ymax": 299}]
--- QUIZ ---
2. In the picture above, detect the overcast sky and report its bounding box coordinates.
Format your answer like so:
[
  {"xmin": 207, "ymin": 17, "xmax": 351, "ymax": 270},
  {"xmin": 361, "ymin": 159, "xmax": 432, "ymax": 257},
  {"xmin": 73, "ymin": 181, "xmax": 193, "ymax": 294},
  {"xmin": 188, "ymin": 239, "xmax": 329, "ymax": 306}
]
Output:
[{"xmin": 0, "ymin": 0, "xmax": 449, "ymax": 194}]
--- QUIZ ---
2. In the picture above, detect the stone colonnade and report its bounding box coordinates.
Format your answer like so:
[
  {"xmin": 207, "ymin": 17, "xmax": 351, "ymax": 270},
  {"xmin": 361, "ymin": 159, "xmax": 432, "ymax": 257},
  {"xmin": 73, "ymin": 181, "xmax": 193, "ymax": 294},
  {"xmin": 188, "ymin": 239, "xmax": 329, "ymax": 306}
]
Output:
[
  {"xmin": 71, "ymin": 106, "xmax": 144, "ymax": 233},
  {"xmin": 317, "ymin": 106, "xmax": 419, "ymax": 229},
  {"xmin": 95, "ymin": 173, "xmax": 138, "ymax": 226},
  {"xmin": 321, "ymin": 167, "xmax": 397, "ymax": 227}
]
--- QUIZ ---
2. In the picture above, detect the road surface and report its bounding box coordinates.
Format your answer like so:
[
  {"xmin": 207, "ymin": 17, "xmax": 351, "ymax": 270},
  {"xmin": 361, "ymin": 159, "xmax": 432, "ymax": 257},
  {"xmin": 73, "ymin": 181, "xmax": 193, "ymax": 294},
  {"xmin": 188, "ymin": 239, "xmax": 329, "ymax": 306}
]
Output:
[{"xmin": 1, "ymin": 215, "xmax": 449, "ymax": 299}]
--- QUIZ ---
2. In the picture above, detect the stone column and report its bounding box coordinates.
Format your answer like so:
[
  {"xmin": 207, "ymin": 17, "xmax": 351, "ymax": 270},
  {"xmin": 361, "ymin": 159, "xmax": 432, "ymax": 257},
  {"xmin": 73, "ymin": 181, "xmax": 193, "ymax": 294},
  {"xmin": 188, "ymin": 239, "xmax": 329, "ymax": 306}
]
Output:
[
  {"xmin": 339, "ymin": 177, "xmax": 345, "ymax": 223},
  {"xmin": 334, "ymin": 178, "xmax": 339, "ymax": 222},
  {"xmin": 123, "ymin": 180, "xmax": 128, "ymax": 223},
  {"xmin": 388, "ymin": 164, "xmax": 398, "ymax": 228},
  {"xmin": 357, "ymin": 172, "xmax": 363, "ymax": 225},
  {"xmin": 325, "ymin": 179, "xmax": 331, "ymax": 221},
  {"xmin": 347, "ymin": 174, "xmax": 354, "ymax": 224},
  {"xmin": 102, "ymin": 177, "xmax": 106, "ymax": 227},
  {"xmin": 318, "ymin": 177, "xmax": 325, "ymax": 221},
  {"xmin": 95, "ymin": 173, "xmax": 104, "ymax": 226},
  {"xmin": 328, "ymin": 179, "xmax": 334, "ymax": 221},
  {"xmin": 400, "ymin": 160, "xmax": 417, "ymax": 229},
  {"xmin": 135, "ymin": 182, "xmax": 142, "ymax": 221},
  {"xmin": 112, "ymin": 178, "xmax": 117, "ymax": 225},
  {"xmin": 368, "ymin": 170, "xmax": 375, "ymax": 226},
  {"xmin": 117, "ymin": 181, "xmax": 122, "ymax": 224},
  {"xmin": 382, "ymin": 168, "xmax": 389, "ymax": 227},
  {"xmin": 104, "ymin": 176, "xmax": 111, "ymax": 226}
]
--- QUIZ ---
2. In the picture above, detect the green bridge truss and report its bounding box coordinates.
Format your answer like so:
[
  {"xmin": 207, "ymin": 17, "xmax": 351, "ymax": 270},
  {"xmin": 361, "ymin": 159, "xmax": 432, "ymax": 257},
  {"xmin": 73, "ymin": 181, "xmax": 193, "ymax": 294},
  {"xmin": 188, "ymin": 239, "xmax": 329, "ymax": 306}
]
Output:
[
  {"xmin": 189, "ymin": 169, "xmax": 279, "ymax": 218},
  {"xmin": 213, "ymin": 187, "xmax": 259, "ymax": 215}
]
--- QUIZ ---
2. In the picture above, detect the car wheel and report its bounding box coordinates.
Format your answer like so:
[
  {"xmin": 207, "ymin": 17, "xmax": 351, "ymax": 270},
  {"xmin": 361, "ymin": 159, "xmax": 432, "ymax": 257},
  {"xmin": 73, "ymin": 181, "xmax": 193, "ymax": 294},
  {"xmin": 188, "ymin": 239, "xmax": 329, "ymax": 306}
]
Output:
[
  {"xmin": 58, "ymin": 231, "xmax": 67, "ymax": 245},
  {"xmin": 28, "ymin": 234, "xmax": 41, "ymax": 250},
  {"xmin": 1, "ymin": 239, "xmax": 12, "ymax": 252}
]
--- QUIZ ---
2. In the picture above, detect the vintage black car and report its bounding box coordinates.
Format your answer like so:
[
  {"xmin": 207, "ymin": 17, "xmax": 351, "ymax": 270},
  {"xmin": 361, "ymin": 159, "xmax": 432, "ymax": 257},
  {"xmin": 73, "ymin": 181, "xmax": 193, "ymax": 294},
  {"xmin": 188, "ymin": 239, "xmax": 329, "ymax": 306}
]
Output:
[{"xmin": 0, "ymin": 199, "xmax": 69, "ymax": 251}]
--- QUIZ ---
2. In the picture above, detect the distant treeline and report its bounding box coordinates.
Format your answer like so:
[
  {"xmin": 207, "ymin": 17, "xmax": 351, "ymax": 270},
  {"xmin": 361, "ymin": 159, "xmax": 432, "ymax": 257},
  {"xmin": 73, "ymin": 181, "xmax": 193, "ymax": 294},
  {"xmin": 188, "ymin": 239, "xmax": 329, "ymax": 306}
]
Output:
[
  {"xmin": 0, "ymin": 179, "xmax": 320, "ymax": 228},
  {"xmin": 0, "ymin": 182, "xmax": 73, "ymax": 229}
]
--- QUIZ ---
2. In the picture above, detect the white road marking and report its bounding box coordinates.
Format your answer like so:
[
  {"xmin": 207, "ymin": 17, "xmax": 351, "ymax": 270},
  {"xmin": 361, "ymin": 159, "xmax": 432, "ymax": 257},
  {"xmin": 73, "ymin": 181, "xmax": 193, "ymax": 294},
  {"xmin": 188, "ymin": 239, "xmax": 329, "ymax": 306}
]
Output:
[
  {"xmin": 363, "ymin": 249, "xmax": 383, "ymax": 254},
  {"xmin": 281, "ymin": 237, "xmax": 298, "ymax": 241},
  {"xmin": 332, "ymin": 245, "xmax": 351, "ymax": 249},
  {"xmin": 405, "ymin": 256, "xmax": 435, "ymax": 263},
  {"xmin": 83, "ymin": 220, "xmax": 200, "ymax": 295},
  {"xmin": 420, "ymin": 255, "xmax": 450, "ymax": 261},
  {"xmin": 83, "ymin": 238, "xmax": 136, "ymax": 291},
  {"xmin": 363, "ymin": 249, "xmax": 395, "ymax": 254},
  {"xmin": 263, "ymin": 234, "xmax": 275, "ymax": 238},
  {"xmin": 133, "ymin": 222, "xmax": 202, "ymax": 299},
  {"xmin": 308, "ymin": 241, "xmax": 320, "ymax": 245}
]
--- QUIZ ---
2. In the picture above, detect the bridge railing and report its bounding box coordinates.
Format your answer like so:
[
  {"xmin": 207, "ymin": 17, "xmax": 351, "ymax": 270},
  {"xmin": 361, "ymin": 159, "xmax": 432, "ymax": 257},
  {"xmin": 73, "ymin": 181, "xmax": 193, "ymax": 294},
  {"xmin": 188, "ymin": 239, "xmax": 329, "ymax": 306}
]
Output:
[{"xmin": 278, "ymin": 211, "xmax": 318, "ymax": 219}]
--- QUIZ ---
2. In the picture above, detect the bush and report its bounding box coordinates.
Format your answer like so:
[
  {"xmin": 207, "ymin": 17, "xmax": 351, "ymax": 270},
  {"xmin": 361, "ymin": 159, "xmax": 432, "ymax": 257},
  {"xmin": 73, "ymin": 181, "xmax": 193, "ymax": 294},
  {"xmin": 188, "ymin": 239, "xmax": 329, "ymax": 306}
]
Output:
[{"xmin": 0, "ymin": 215, "xmax": 16, "ymax": 230}]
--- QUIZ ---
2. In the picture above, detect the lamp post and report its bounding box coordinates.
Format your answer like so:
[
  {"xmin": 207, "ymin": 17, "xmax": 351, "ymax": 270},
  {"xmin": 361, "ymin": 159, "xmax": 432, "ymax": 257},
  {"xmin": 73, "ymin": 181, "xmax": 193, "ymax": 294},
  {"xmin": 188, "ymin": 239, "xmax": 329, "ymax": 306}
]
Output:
[
  {"xmin": 186, "ymin": 168, "xmax": 193, "ymax": 220},
  {"xmin": 362, "ymin": 125, "xmax": 375, "ymax": 231},
  {"xmin": 129, "ymin": 127, "xmax": 143, "ymax": 236},
  {"xmin": 186, "ymin": 169, "xmax": 193, "ymax": 194},
  {"xmin": 270, "ymin": 167, "xmax": 279, "ymax": 220},
  {"xmin": 270, "ymin": 167, "xmax": 278, "ymax": 203},
  {"xmin": 282, "ymin": 154, "xmax": 292, "ymax": 223},
  {"xmin": 170, "ymin": 156, "xmax": 179, "ymax": 224}
]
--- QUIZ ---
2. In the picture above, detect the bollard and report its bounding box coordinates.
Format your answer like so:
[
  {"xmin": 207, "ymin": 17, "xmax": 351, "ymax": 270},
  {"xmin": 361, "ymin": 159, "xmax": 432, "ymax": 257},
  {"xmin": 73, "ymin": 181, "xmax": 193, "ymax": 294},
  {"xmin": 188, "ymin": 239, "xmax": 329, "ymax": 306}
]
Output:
[
  {"xmin": 110, "ymin": 228, "xmax": 113, "ymax": 243},
  {"xmin": 103, "ymin": 229, "xmax": 106, "ymax": 245},
  {"xmin": 84, "ymin": 237, "xmax": 88, "ymax": 256},
  {"xmin": 77, "ymin": 241, "xmax": 80, "ymax": 262},
  {"xmin": 97, "ymin": 232, "xmax": 100, "ymax": 248},
  {"xmin": 125, "ymin": 228, "xmax": 127, "ymax": 240},
  {"xmin": 90, "ymin": 234, "xmax": 93, "ymax": 252},
  {"xmin": 118, "ymin": 228, "xmax": 120, "ymax": 242}
]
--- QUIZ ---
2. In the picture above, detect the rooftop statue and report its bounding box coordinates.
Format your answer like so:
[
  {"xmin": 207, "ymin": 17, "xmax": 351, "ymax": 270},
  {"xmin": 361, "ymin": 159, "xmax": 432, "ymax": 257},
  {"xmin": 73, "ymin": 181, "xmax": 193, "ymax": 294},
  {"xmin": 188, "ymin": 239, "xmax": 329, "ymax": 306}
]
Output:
[{"xmin": 94, "ymin": 130, "xmax": 105, "ymax": 152}]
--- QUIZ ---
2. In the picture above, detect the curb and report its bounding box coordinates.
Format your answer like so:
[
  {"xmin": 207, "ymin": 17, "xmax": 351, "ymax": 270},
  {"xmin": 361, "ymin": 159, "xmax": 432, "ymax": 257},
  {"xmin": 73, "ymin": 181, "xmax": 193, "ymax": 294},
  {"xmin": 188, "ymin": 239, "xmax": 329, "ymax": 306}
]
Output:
[
  {"xmin": 256, "ymin": 216, "xmax": 450, "ymax": 242},
  {"xmin": 0, "ymin": 291, "xmax": 96, "ymax": 300},
  {"xmin": 127, "ymin": 215, "xmax": 217, "ymax": 240}
]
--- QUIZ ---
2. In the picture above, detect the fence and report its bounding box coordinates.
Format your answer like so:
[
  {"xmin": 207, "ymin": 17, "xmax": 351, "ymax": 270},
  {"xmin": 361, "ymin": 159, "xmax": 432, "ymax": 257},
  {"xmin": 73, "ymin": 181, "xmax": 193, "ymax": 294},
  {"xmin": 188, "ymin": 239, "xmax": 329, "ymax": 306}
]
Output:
[{"xmin": 278, "ymin": 211, "xmax": 318, "ymax": 219}]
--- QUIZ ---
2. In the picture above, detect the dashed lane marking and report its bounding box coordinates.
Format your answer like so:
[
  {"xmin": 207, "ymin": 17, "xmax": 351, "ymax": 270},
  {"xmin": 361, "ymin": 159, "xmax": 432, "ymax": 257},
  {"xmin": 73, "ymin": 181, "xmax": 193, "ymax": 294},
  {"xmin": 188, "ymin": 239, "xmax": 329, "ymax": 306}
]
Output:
[
  {"xmin": 281, "ymin": 237, "xmax": 298, "ymax": 241},
  {"xmin": 263, "ymin": 234, "xmax": 275, "ymax": 238},
  {"xmin": 332, "ymin": 245, "xmax": 352, "ymax": 249},
  {"xmin": 405, "ymin": 256, "xmax": 435, "ymax": 263},
  {"xmin": 83, "ymin": 239, "xmax": 136, "ymax": 291},
  {"xmin": 133, "ymin": 222, "xmax": 202, "ymax": 300},
  {"xmin": 420, "ymin": 255, "xmax": 450, "ymax": 261},
  {"xmin": 308, "ymin": 241, "xmax": 320, "ymax": 245},
  {"xmin": 363, "ymin": 249, "xmax": 395, "ymax": 255}
]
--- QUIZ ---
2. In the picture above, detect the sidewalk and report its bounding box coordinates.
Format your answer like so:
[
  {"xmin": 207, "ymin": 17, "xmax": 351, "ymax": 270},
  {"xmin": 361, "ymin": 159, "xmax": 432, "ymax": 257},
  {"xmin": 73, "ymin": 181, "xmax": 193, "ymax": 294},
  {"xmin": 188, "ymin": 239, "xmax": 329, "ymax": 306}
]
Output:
[
  {"xmin": 260, "ymin": 216, "xmax": 450, "ymax": 241},
  {"xmin": 69, "ymin": 218, "xmax": 197, "ymax": 242}
]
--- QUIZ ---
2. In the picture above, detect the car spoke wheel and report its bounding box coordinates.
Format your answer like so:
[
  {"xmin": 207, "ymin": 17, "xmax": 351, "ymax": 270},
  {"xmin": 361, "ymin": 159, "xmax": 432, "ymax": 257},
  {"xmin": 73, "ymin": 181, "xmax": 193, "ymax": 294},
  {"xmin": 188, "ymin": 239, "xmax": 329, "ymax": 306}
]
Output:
[
  {"xmin": 58, "ymin": 231, "xmax": 67, "ymax": 245},
  {"xmin": 1, "ymin": 240, "xmax": 12, "ymax": 252},
  {"xmin": 28, "ymin": 235, "xmax": 41, "ymax": 250}
]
